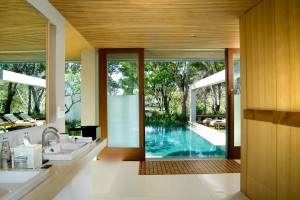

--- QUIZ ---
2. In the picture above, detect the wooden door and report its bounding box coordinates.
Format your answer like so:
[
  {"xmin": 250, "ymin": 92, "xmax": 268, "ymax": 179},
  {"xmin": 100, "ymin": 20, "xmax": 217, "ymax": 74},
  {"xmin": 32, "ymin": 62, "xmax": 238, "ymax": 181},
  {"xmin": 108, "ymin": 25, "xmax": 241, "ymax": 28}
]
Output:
[
  {"xmin": 98, "ymin": 49, "xmax": 145, "ymax": 161},
  {"xmin": 226, "ymin": 48, "xmax": 241, "ymax": 159}
]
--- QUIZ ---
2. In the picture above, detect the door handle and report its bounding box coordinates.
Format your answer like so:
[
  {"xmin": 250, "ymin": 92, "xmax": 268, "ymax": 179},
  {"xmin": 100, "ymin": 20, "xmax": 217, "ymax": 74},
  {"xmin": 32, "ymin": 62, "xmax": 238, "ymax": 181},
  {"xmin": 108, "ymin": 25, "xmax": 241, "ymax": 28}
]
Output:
[{"xmin": 228, "ymin": 89, "xmax": 234, "ymax": 95}]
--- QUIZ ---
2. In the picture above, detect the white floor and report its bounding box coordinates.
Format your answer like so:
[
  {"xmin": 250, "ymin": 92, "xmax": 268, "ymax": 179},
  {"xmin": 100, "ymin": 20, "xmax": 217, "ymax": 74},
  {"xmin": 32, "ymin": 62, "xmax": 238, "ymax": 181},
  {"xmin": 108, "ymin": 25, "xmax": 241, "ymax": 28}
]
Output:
[
  {"xmin": 190, "ymin": 122, "xmax": 226, "ymax": 146},
  {"xmin": 55, "ymin": 160, "xmax": 249, "ymax": 200}
]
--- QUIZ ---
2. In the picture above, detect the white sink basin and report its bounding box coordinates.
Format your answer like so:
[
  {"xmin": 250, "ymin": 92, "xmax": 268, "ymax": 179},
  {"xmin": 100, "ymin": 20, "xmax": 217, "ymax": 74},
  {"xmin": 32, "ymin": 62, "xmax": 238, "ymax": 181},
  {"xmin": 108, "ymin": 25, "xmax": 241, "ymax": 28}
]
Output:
[
  {"xmin": 43, "ymin": 142, "xmax": 91, "ymax": 160},
  {"xmin": 0, "ymin": 169, "xmax": 49, "ymax": 200}
]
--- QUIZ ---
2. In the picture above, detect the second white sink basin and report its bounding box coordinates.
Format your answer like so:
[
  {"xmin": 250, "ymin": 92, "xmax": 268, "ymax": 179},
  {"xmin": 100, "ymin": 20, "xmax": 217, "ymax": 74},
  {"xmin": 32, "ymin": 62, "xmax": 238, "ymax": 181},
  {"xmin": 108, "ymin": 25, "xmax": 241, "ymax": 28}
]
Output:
[
  {"xmin": 43, "ymin": 142, "xmax": 91, "ymax": 160},
  {"xmin": 0, "ymin": 169, "xmax": 49, "ymax": 200}
]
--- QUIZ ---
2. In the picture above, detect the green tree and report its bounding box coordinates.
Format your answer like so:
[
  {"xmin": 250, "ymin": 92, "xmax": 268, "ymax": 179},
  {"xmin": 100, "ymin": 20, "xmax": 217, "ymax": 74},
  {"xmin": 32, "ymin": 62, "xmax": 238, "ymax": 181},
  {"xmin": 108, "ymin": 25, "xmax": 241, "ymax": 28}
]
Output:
[
  {"xmin": 145, "ymin": 62, "xmax": 177, "ymax": 115},
  {"xmin": 119, "ymin": 62, "xmax": 138, "ymax": 95},
  {"xmin": 65, "ymin": 62, "xmax": 81, "ymax": 114},
  {"xmin": 107, "ymin": 62, "xmax": 121, "ymax": 95},
  {"xmin": 172, "ymin": 61, "xmax": 203, "ymax": 117}
]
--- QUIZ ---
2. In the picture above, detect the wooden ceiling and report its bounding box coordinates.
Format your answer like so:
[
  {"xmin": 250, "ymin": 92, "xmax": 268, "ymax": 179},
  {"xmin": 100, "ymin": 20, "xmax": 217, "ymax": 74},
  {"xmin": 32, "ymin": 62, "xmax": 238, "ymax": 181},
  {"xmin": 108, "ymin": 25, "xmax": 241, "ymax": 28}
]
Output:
[
  {"xmin": 51, "ymin": 0, "xmax": 258, "ymax": 50},
  {"xmin": 65, "ymin": 20, "xmax": 93, "ymax": 60},
  {"xmin": 0, "ymin": 0, "xmax": 47, "ymax": 61}
]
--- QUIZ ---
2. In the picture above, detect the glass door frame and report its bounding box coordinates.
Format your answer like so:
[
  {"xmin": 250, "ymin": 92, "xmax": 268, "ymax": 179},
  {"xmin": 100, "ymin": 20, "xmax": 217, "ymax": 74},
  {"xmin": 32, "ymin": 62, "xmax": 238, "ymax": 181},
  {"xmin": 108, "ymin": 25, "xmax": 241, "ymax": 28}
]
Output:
[
  {"xmin": 98, "ymin": 48, "xmax": 145, "ymax": 161},
  {"xmin": 226, "ymin": 48, "xmax": 241, "ymax": 159}
]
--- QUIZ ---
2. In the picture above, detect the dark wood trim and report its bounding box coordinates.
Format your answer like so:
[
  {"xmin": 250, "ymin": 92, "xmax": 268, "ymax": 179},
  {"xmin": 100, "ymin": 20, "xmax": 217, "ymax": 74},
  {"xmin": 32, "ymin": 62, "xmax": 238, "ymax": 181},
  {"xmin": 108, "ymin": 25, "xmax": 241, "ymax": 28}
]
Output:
[
  {"xmin": 99, "ymin": 147, "xmax": 145, "ymax": 161},
  {"xmin": 98, "ymin": 49, "xmax": 108, "ymax": 139},
  {"xmin": 226, "ymin": 48, "xmax": 241, "ymax": 159},
  {"xmin": 138, "ymin": 48, "xmax": 145, "ymax": 148},
  {"xmin": 244, "ymin": 109, "xmax": 300, "ymax": 128}
]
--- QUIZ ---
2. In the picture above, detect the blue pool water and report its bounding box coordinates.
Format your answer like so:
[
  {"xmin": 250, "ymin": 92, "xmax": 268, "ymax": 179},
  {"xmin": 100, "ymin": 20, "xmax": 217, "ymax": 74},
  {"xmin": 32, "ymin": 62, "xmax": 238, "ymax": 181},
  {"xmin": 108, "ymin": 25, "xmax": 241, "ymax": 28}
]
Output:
[{"xmin": 145, "ymin": 125, "xmax": 225, "ymax": 158}]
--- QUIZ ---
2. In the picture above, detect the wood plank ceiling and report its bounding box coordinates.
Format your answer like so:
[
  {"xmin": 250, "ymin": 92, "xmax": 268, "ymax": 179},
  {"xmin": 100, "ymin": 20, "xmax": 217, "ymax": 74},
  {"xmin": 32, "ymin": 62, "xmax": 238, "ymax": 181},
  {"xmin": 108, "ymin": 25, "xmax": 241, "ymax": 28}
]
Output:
[
  {"xmin": 0, "ymin": 0, "xmax": 47, "ymax": 61},
  {"xmin": 51, "ymin": 0, "xmax": 258, "ymax": 50}
]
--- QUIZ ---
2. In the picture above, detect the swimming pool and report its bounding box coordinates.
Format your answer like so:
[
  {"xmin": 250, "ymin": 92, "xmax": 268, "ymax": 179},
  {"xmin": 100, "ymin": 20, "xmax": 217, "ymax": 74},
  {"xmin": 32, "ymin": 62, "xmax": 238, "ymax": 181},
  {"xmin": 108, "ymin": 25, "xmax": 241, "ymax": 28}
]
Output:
[{"xmin": 145, "ymin": 125, "xmax": 225, "ymax": 158}]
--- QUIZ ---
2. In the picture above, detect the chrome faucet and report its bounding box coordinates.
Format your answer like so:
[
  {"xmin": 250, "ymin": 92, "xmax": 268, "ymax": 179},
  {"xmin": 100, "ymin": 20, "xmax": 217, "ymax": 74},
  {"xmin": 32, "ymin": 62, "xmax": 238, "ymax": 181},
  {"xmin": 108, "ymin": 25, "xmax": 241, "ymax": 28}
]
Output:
[{"xmin": 42, "ymin": 127, "xmax": 59, "ymax": 149}]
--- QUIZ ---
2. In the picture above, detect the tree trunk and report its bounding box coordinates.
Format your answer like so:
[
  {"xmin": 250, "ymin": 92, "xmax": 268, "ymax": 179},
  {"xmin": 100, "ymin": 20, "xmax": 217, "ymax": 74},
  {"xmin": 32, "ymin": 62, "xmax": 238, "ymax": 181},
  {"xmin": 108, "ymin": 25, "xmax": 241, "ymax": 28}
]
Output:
[
  {"xmin": 181, "ymin": 62, "xmax": 190, "ymax": 117},
  {"xmin": 160, "ymin": 85, "xmax": 170, "ymax": 115},
  {"xmin": 130, "ymin": 65, "xmax": 134, "ymax": 95},
  {"xmin": 5, "ymin": 82, "xmax": 18, "ymax": 114},
  {"xmin": 28, "ymin": 86, "xmax": 32, "ymax": 114},
  {"xmin": 211, "ymin": 85, "xmax": 218, "ymax": 113},
  {"xmin": 204, "ymin": 88, "xmax": 207, "ymax": 114},
  {"xmin": 216, "ymin": 83, "xmax": 222, "ymax": 112},
  {"xmin": 31, "ymin": 86, "xmax": 41, "ymax": 114}
]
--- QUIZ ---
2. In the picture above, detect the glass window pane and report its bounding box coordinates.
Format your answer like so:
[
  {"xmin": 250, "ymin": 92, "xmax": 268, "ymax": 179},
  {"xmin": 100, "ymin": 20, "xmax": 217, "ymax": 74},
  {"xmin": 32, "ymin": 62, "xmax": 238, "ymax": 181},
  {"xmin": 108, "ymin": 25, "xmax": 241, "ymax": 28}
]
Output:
[
  {"xmin": 107, "ymin": 54, "xmax": 139, "ymax": 147},
  {"xmin": 233, "ymin": 54, "xmax": 241, "ymax": 147}
]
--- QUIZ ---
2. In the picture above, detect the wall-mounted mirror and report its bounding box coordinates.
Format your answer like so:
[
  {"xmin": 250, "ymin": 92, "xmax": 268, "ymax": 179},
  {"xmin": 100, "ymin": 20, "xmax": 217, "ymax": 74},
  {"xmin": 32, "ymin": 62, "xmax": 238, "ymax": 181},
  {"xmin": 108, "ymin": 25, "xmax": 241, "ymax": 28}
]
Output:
[{"xmin": 0, "ymin": 0, "xmax": 48, "ymax": 133}]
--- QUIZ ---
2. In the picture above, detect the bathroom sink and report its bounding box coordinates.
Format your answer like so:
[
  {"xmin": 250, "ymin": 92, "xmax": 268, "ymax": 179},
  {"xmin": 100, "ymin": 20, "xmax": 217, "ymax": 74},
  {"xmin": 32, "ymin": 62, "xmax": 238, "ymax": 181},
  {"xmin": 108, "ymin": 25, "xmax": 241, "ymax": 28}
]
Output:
[
  {"xmin": 0, "ymin": 169, "xmax": 49, "ymax": 200},
  {"xmin": 43, "ymin": 142, "xmax": 91, "ymax": 160}
]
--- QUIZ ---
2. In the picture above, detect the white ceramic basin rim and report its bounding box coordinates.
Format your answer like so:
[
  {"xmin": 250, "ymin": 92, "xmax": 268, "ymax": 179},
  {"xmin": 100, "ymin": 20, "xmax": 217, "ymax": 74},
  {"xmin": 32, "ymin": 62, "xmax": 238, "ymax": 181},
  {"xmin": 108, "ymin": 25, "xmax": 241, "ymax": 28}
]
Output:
[
  {"xmin": 0, "ymin": 169, "xmax": 50, "ymax": 200},
  {"xmin": 43, "ymin": 142, "xmax": 91, "ymax": 160}
]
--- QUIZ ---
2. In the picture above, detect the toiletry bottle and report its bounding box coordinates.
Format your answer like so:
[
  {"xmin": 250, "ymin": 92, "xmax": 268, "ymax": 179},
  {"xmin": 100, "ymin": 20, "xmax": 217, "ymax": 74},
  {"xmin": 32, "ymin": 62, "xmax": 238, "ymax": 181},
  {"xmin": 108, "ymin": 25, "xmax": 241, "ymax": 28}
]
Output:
[
  {"xmin": 24, "ymin": 132, "xmax": 31, "ymax": 143},
  {"xmin": 1, "ymin": 137, "xmax": 12, "ymax": 169}
]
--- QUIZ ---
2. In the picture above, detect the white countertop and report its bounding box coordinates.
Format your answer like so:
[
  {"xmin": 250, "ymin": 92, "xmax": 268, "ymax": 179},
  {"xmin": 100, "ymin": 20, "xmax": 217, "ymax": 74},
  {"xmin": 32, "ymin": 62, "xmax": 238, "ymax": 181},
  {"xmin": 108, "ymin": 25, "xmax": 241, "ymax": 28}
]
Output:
[{"xmin": 21, "ymin": 138, "xmax": 107, "ymax": 200}]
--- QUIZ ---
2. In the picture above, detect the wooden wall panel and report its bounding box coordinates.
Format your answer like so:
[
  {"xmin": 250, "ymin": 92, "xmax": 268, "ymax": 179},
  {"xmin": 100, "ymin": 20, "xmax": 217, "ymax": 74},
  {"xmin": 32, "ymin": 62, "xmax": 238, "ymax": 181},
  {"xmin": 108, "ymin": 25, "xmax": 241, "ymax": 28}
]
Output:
[
  {"xmin": 246, "ymin": 121, "xmax": 276, "ymax": 195},
  {"xmin": 245, "ymin": 0, "xmax": 276, "ymax": 110},
  {"xmin": 274, "ymin": 0, "xmax": 292, "ymax": 199},
  {"xmin": 287, "ymin": 0, "xmax": 300, "ymax": 199},
  {"xmin": 241, "ymin": 0, "xmax": 300, "ymax": 199},
  {"xmin": 291, "ymin": 128, "xmax": 300, "ymax": 199},
  {"xmin": 242, "ymin": 1, "xmax": 277, "ymax": 198}
]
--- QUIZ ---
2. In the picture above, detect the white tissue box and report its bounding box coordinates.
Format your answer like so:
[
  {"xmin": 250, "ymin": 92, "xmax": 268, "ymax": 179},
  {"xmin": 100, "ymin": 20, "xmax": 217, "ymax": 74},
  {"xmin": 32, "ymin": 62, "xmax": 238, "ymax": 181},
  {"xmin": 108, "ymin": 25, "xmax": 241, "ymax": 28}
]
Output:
[{"xmin": 13, "ymin": 144, "xmax": 42, "ymax": 169}]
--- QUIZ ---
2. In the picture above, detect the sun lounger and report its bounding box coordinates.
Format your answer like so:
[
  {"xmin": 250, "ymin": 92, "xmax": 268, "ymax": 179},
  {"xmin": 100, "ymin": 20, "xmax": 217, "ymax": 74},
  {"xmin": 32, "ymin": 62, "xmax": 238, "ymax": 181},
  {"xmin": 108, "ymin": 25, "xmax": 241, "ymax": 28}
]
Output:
[
  {"xmin": 4, "ymin": 114, "xmax": 37, "ymax": 127},
  {"xmin": 0, "ymin": 118, "xmax": 13, "ymax": 131},
  {"xmin": 209, "ymin": 119, "xmax": 226, "ymax": 130},
  {"xmin": 19, "ymin": 113, "xmax": 35, "ymax": 121},
  {"xmin": 202, "ymin": 118, "xmax": 212, "ymax": 126},
  {"xmin": 19, "ymin": 113, "xmax": 45, "ymax": 126}
]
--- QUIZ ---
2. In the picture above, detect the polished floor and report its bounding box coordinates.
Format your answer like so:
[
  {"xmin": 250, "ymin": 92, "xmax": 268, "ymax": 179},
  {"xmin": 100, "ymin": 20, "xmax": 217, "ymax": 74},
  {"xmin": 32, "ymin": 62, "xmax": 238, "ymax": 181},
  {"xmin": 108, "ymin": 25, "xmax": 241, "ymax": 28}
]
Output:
[{"xmin": 55, "ymin": 160, "xmax": 249, "ymax": 200}]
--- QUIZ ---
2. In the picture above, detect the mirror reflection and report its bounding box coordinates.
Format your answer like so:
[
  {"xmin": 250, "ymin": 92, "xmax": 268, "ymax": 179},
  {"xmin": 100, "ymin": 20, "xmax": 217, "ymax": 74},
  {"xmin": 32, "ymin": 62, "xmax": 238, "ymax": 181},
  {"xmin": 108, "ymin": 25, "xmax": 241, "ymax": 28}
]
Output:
[{"xmin": 0, "ymin": 0, "xmax": 47, "ymax": 133}]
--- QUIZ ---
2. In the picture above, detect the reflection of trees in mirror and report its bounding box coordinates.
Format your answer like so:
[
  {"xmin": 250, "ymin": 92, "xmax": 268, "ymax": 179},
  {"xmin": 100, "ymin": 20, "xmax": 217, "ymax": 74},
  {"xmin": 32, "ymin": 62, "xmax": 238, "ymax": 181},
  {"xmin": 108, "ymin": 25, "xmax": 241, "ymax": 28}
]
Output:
[
  {"xmin": 0, "ymin": 63, "xmax": 46, "ymax": 116},
  {"xmin": 65, "ymin": 62, "xmax": 81, "ymax": 114}
]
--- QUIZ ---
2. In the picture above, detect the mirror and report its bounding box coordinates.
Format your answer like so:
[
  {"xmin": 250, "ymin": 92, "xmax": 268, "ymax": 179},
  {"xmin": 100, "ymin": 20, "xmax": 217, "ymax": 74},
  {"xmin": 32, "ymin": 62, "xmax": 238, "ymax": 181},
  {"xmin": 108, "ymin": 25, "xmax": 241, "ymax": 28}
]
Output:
[{"xmin": 0, "ymin": 0, "xmax": 48, "ymax": 133}]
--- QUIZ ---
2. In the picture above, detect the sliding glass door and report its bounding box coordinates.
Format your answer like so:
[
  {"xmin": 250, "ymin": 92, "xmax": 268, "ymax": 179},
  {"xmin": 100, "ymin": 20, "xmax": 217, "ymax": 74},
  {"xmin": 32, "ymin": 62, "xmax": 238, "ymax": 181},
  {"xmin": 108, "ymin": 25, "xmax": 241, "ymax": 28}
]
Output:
[
  {"xmin": 226, "ymin": 48, "xmax": 241, "ymax": 159},
  {"xmin": 98, "ymin": 49, "xmax": 145, "ymax": 161}
]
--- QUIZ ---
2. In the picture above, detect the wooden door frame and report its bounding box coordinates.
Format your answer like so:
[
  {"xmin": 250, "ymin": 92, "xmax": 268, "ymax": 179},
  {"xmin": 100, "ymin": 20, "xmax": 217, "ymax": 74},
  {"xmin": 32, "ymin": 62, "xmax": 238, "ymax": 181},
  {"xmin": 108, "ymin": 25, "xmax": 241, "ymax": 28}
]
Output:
[
  {"xmin": 98, "ymin": 48, "xmax": 145, "ymax": 161},
  {"xmin": 226, "ymin": 48, "xmax": 241, "ymax": 159}
]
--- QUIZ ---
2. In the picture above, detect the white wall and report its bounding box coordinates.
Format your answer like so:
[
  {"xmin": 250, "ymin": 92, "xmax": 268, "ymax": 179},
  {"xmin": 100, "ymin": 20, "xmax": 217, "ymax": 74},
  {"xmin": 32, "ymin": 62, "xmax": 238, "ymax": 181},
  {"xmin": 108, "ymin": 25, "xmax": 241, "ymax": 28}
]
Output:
[
  {"xmin": 81, "ymin": 50, "xmax": 98, "ymax": 126},
  {"xmin": 0, "ymin": 0, "xmax": 66, "ymax": 147}
]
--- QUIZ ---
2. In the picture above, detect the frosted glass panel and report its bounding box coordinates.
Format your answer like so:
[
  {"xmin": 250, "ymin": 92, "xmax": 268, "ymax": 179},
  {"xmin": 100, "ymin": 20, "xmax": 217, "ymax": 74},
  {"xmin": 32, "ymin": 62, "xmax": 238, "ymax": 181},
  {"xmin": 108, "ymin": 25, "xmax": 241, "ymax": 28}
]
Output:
[
  {"xmin": 233, "ymin": 54, "xmax": 241, "ymax": 147},
  {"xmin": 107, "ymin": 53, "xmax": 140, "ymax": 148},
  {"xmin": 234, "ymin": 94, "xmax": 241, "ymax": 146},
  {"xmin": 108, "ymin": 95, "xmax": 139, "ymax": 147}
]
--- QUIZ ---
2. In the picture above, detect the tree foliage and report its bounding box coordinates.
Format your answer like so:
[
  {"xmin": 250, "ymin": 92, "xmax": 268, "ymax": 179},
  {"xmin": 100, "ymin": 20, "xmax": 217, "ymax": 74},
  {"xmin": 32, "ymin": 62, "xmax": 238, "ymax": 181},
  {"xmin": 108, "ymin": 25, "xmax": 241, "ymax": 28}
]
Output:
[
  {"xmin": 107, "ymin": 60, "xmax": 226, "ymax": 125},
  {"xmin": 0, "ymin": 63, "xmax": 46, "ymax": 115}
]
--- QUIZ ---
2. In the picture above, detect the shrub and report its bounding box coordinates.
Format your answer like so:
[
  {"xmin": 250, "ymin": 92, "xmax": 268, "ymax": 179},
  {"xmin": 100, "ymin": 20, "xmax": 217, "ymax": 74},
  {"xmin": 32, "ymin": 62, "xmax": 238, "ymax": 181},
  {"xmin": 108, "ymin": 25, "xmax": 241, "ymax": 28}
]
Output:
[
  {"xmin": 65, "ymin": 119, "xmax": 81, "ymax": 136},
  {"xmin": 145, "ymin": 110, "xmax": 188, "ymax": 125}
]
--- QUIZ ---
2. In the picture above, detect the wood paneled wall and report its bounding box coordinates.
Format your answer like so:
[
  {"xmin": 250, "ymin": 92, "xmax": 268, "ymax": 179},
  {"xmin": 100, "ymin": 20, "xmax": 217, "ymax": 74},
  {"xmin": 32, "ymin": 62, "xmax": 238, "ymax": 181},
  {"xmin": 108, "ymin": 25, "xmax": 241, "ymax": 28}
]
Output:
[{"xmin": 240, "ymin": 0, "xmax": 300, "ymax": 199}]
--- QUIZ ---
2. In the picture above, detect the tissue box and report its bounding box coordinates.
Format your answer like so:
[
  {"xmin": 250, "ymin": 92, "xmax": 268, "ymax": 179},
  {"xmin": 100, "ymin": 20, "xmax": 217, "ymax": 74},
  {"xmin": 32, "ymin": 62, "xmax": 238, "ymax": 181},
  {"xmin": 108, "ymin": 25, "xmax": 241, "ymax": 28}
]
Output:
[{"xmin": 13, "ymin": 144, "xmax": 42, "ymax": 169}]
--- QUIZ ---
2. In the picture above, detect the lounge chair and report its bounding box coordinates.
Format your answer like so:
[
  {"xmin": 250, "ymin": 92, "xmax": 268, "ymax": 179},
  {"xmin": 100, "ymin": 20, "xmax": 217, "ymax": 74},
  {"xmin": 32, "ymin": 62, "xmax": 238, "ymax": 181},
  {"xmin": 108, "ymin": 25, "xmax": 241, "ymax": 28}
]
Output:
[
  {"xmin": 203, "ymin": 118, "xmax": 212, "ymax": 126},
  {"xmin": 209, "ymin": 118, "xmax": 226, "ymax": 130},
  {"xmin": 20, "ymin": 113, "xmax": 35, "ymax": 122},
  {"xmin": 4, "ymin": 114, "xmax": 37, "ymax": 127},
  {"xmin": 19, "ymin": 113, "xmax": 45, "ymax": 126},
  {"xmin": 0, "ymin": 118, "xmax": 13, "ymax": 131}
]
